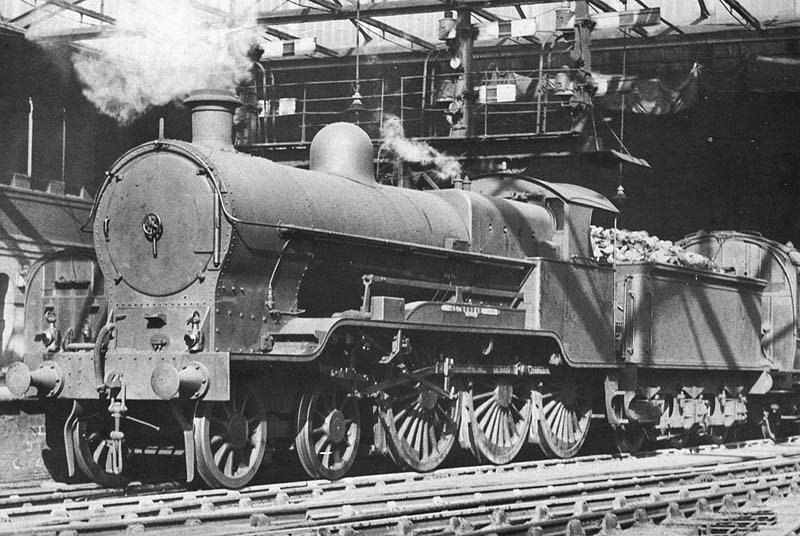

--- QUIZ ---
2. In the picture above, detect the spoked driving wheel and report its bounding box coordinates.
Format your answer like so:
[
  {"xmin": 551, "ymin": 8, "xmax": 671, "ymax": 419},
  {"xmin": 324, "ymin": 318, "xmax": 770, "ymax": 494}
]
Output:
[
  {"xmin": 378, "ymin": 343, "xmax": 460, "ymax": 473},
  {"xmin": 72, "ymin": 405, "xmax": 131, "ymax": 488},
  {"xmin": 379, "ymin": 382, "xmax": 460, "ymax": 472},
  {"xmin": 194, "ymin": 382, "xmax": 268, "ymax": 489},
  {"xmin": 378, "ymin": 339, "xmax": 460, "ymax": 472},
  {"xmin": 465, "ymin": 377, "xmax": 532, "ymax": 464},
  {"xmin": 295, "ymin": 386, "xmax": 361, "ymax": 480},
  {"xmin": 535, "ymin": 378, "xmax": 592, "ymax": 459}
]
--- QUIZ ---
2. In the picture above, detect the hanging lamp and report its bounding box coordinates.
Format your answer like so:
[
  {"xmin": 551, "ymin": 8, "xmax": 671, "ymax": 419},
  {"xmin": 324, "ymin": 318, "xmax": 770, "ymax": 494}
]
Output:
[{"xmin": 345, "ymin": 0, "xmax": 365, "ymax": 119}]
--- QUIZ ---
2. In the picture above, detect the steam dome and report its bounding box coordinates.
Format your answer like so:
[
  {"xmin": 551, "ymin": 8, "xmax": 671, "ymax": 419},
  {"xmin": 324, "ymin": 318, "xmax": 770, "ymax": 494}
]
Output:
[{"xmin": 309, "ymin": 123, "xmax": 375, "ymax": 184}]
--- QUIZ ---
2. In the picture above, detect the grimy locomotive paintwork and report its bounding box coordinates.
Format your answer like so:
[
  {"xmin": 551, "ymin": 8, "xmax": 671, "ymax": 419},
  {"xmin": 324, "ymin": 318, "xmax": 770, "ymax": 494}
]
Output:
[{"xmin": 7, "ymin": 89, "xmax": 800, "ymax": 488}]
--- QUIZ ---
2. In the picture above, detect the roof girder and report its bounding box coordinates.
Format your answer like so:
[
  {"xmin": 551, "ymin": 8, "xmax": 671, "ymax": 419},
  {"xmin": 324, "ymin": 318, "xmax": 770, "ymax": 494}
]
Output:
[
  {"xmin": 718, "ymin": 0, "xmax": 762, "ymax": 30},
  {"xmin": 257, "ymin": 0, "xmax": 556, "ymax": 25},
  {"xmin": 11, "ymin": 0, "xmax": 87, "ymax": 28},
  {"xmin": 302, "ymin": 0, "xmax": 438, "ymax": 50},
  {"xmin": 47, "ymin": 0, "xmax": 114, "ymax": 24}
]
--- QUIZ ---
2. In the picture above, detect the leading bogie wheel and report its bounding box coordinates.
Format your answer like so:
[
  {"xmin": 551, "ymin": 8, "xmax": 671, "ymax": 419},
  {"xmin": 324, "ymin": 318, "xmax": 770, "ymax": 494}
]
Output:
[
  {"xmin": 72, "ymin": 406, "xmax": 131, "ymax": 488},
  {"xmin": 194, "ymin": 382, "xmax": 268, "ymax": 489},
  {"xmin": 535, "ymin": 378, "xmax": 592, "ymax": 459},
  {"xmin": 464, "ymin": 376, "xmax": 532, "ymax": 464},
  {"xmin": 295, "ymin": 386, "xmax": 361, "ymax": 480}
]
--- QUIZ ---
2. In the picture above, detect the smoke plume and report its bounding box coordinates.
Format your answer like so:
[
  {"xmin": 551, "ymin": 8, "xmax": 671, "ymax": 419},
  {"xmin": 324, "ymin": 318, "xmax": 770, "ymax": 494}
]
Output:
[
  {"xmin": 63, "ymin": 1, "xmax": 258, "ymax": 124},
  {"xmin": 379, "ymin": 115, "xmax": 462, "ymax": 185}
]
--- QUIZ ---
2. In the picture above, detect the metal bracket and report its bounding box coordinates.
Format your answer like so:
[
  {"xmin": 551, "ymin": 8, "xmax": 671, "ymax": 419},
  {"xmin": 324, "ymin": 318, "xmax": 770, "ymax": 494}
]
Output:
[
  {"xmin": 106, "ymin": 376, "xmax": 127, "ymax": 475},
  {"xmin": 399, "ymin": 365, "xmax": 457, "ymax": 400},
  {"xmin": 328, "ymin": 367, "xmax": 371, "ymax": 386},
  {"xmin": 63, "ymin": 400, "xmax": 82, "ymax": 478},
  {"xmin": 360, "ymin": 274, "xmax": 374, "ymax": 313},
  {"xmin": 170, "ymin": 400, "xmax": 196, "ymax": 483},
  {"xmin": 379, "ymin": 329, "xmax": 407, "ymax": 364}
]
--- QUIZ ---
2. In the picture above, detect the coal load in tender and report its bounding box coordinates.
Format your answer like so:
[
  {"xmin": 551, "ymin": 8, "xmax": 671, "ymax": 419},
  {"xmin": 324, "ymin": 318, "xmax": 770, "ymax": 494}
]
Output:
[{"xmin": 590, "ymin": 225, "xmax": 726, "ymax": 273}]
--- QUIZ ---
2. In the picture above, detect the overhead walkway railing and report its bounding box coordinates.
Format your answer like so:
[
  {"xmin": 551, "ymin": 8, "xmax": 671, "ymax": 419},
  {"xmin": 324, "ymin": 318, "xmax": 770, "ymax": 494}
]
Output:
[{"xmin": 237, "ymin": 66, "xmax": 591, "ymax": 146}]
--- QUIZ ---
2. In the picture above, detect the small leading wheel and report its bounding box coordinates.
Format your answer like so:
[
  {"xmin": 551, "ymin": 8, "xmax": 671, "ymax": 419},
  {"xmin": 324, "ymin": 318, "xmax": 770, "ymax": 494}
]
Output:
[
  {"xmin": 536, "ymin": 378, "xmax": 592, "ymax": 459},
  {"xmin": 72, "ymin": 406, "xmax": 131, "ymax": 488},
  {"xmin": 465, "ymin": 377, "xmax": 532, "ymax": 464},
  {"xmin": 194, "ymin": 383, "xmax": 268, "ymax": 489},
  {"xmin": 614, "ymin": 422, "xmax": 646, "ymax": 454},
  {"xmin": 379, "ymin": 379, "xmax": 460, "ymax": 472},
  {"xmin": 295, "ymin": 386, "xmax": 360, "ymax": 480}
]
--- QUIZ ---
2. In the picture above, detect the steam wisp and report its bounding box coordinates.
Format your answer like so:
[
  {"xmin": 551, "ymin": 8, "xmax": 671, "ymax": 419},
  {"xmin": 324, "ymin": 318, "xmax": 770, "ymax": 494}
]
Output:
[
  {"xmin": 63, "ymin": 1, "xmax": 258, "ymax": 124},
  {"xmin": 379, "ymin": 115, "xmax": 462, "ymax": 185}
]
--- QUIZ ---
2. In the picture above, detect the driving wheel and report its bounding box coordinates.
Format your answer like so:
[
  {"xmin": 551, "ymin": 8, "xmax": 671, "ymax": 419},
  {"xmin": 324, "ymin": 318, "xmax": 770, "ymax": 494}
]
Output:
[
  {"xmin": 535, "ymin": 378, "xmax": 592, "ymax": 459},
  {"xmin": 464, "ymin": 377, "xmax": 531, "ymax": 464}
]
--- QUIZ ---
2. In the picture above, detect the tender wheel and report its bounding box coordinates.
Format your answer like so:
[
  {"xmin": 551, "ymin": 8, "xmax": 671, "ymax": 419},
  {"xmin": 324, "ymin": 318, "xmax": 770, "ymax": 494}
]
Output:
[
  {"xmin": 614, "ymin": 422, "xmax": 646, "ymax": 454},
  {"xmin": 295, "ymin": 386, "xmax": 360, "ymax": 480},
  {"xmin": 72, "ymin": 406, "xmax": 131, "ymax": 488},
  {"xmin": 708, "ymin": 425, "xmax": 731, "ymax": 445},
  {"xmin": 465, "ymin": 377, "xmax": 531, "ymax": 464},
  {"xmin": 667, "ymin": 426, "xmax": 696, "ymax": 449},
  {"xmin": 379, "ymin": 378, "xmax": 460, "ymax": 472},
  {"xmin": 535, "ymin": 378, "xmax": 592, "ymax": 459},
  {"xmin": 194, "ymin": 383, "xmax": 268, "ymax": 489}
]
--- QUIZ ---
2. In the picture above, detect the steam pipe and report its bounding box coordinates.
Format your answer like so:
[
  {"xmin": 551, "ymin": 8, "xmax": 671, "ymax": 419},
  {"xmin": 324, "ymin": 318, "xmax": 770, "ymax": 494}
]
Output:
[
  {"xmin": 61, "ymin": 107, "xmax": 66, "ymax": 181},
  {"xmin": 213, "ymin": 192, "xmax": 221, "ymax": 267},
  {"xmin": 252, "ymin": 62, "xmax": 270, "ymax": 143},
  {"xmin": 421, "ymin": 50, "xmax": 443, "ymax": 136},
  {"xmin": 27, "ymin": 97, "xmax": 33, "ymax": 177},
  {"xmin": 94, "ymin": 316, "xmax": 115, "ymax": 393},
  {"xmin": 456, "ymin": 9, "xmax": 474, "ymax": 137}
]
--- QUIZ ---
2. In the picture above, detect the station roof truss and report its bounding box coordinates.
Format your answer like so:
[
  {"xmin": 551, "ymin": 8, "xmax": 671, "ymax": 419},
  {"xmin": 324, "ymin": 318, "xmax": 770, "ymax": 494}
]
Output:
[
  {"xmin": 0, "ymin": 1, "xmax": 740, "ymax": 55},
  {"xmin": 0, "ymin": 1, "xmax": 787, "ymax": 63}
]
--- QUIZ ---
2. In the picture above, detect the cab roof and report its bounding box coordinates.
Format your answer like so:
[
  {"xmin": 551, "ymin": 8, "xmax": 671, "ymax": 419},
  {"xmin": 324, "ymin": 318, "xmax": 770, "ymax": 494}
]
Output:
[{"xmin": 470, "ymin": 173, "xmax": 619, "ymax": 214}]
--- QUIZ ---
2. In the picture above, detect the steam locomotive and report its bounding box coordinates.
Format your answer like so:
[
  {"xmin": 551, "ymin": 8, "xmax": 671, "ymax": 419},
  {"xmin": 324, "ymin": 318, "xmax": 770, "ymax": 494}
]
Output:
[{"xmin": 8, "ymin": 89, "xmax": 800, "ymax": 489}]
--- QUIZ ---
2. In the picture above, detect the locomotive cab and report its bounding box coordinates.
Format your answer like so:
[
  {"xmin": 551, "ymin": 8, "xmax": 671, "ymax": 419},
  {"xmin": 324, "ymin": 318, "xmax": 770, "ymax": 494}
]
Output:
[{"xmin": 469, "ymin": 173, "xmax": 619, "ymax": 262}]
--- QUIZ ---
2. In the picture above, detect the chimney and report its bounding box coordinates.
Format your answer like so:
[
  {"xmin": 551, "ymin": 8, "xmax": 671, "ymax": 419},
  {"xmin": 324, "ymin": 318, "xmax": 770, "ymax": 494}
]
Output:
[{"xmin": 183, "ymin": 89, "xmax": 241, "ymax": 150}]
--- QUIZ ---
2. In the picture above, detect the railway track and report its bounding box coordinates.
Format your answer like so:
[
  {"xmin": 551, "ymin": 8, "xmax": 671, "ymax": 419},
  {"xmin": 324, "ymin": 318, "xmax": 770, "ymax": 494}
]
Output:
[{"xmin": 3, "ymin": 437, "xmax": 800, "ymax": 535}]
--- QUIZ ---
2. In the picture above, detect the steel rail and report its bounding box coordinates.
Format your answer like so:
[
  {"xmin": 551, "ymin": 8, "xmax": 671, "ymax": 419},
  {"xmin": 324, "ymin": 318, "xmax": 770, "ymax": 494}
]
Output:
[
  {"xmin": 5, "ymin": 439, "xmax": 800, "ymax": 535},
  {"xmin": 282, "ymin": 474, "xmax": 800, "ymax": 536},
  {"xmin": 28, "ymin": 466, "xmax": 798, "ymax": 535},
  {"xmin": 0, "ymin": 436, "xmax": 783, "ymax": 512}
]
